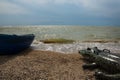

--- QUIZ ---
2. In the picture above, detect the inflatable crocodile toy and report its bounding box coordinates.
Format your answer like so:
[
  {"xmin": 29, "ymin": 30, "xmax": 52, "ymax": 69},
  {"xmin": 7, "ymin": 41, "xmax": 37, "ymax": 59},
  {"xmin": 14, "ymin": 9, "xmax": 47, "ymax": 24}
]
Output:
[{"xmin": 79, "ymin": 47, "xmax": 120, "ymax": 80}]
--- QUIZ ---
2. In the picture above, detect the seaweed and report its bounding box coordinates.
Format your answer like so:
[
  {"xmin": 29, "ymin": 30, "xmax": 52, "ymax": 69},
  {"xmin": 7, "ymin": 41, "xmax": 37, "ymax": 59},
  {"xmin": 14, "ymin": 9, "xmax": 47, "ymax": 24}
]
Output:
[{"xmin": 40, "ymin": 38, "xmax": 75, "ymax": 44}]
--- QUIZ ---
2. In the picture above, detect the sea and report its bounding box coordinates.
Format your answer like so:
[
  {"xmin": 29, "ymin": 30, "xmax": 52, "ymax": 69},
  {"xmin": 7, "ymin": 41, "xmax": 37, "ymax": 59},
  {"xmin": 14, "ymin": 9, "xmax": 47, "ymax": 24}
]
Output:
[{"xmin": 0, "ymin": 25, "xmax": 120, "ymax": 53}]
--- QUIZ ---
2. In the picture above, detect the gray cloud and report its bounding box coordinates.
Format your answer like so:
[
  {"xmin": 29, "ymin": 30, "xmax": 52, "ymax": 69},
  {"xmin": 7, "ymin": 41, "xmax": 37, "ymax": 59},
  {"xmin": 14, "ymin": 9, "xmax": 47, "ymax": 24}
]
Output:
[
  {"xmin": 0, "ymin": 0, "xmax": 120, "ymax": 16},
  {"xmin": 0, "ymin": 1, "xmax": 28, "ymax": 14}
]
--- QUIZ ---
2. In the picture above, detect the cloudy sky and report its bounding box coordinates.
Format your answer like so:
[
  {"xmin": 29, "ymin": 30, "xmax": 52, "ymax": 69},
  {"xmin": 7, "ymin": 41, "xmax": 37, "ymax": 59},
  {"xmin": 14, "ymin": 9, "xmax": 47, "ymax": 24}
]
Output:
[{"xmin": 0, "ymin": 0, "xmax": 120, "ymax": 26}]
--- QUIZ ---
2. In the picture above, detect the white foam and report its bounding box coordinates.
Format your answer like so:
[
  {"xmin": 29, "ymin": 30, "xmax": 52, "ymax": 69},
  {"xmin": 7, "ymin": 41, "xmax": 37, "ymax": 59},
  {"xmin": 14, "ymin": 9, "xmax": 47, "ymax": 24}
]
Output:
[{"xmin": 31, "ymin": 42, "xmax": 120, "ymax": 54}]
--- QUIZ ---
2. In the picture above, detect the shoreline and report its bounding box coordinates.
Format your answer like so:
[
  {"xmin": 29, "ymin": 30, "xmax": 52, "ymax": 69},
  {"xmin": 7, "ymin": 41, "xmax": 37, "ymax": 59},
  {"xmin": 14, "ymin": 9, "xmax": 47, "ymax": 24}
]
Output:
[
  {"xmin": 0, "ymin": 49, "xmax": 95, "ymax": 80},
  {"xmin": 32, "ymin": 40, "xmax": 120, "ymax": 54}
]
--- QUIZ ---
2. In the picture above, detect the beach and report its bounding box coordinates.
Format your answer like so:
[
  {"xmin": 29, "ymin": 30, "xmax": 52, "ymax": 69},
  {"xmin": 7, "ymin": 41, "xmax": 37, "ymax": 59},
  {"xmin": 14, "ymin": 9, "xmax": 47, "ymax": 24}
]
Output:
[
  {"xmin": 0, "ymin": 49, "xmax": 95, "ymax": 80},
  {"xmin": 0, "ymin": 25, "xmax": 119, "ymax": 80}
]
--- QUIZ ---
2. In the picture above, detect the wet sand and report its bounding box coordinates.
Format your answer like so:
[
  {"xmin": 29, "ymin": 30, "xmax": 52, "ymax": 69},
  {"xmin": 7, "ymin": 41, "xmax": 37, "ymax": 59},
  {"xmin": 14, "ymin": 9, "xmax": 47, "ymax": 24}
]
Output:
[{"xmin": 0, "ymin": 49, "xmax": 95, "ymax": 80}]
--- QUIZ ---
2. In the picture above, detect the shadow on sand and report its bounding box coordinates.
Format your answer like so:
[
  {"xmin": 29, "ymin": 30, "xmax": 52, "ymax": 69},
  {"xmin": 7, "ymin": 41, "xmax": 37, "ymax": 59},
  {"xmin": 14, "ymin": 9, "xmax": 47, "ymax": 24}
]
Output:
[{"xmin": 0, "ymin": 48, "xmax": 33, "ymax": 65}]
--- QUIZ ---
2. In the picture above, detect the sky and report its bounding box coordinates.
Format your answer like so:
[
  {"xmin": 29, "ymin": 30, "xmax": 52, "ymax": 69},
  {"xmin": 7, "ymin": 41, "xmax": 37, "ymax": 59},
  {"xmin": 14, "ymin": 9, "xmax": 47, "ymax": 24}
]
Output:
[{"xmin": 0, "ymin": 0, "xmax": 120, "ymax": 26}]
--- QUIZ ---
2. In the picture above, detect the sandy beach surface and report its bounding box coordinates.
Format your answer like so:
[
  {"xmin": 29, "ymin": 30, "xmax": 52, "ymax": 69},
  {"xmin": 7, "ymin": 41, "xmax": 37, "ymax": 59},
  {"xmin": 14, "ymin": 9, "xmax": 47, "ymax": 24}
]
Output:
[{"xmin": 0, "ymin": 49, "xmax": 95, "ymax": 80}]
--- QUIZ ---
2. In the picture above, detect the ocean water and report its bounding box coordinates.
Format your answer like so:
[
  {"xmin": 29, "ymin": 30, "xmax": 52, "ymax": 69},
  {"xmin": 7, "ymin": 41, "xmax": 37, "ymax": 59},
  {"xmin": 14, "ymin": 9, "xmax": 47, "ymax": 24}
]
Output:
[{"xmin": 0, "ymin": 25, "xmax": 120, "ymax": 53}]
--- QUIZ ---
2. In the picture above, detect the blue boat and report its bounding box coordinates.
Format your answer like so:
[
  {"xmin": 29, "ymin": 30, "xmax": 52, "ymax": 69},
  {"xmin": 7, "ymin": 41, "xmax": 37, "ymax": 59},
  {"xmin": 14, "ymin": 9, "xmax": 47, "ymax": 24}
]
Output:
[{"xmin": 0, "ymin": 34, "xmax": 35, "ymax": 54}]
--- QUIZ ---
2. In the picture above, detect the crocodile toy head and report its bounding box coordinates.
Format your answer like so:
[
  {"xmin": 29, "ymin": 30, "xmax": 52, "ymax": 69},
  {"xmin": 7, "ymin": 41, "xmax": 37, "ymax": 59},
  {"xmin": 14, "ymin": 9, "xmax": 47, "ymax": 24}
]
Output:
[{"xmin": 79, "ymin": 47, "xmax": 101, "ymax": 61}]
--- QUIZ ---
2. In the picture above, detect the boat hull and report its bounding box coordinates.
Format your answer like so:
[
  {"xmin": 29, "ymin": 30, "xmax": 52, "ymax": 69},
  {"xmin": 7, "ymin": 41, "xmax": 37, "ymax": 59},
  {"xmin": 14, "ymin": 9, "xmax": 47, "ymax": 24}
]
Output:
[{"xmin": 0, "ymin": 34, "xmax": 35, "ymax": 54}]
